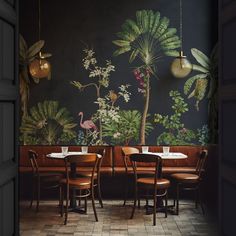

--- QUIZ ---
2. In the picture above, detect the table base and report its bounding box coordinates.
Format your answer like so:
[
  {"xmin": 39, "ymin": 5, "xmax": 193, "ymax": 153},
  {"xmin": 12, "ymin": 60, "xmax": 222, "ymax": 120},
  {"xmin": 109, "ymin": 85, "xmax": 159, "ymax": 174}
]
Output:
[{"xmin": 144, "ymin": 204, "xmax": 177, "ymax": 215}]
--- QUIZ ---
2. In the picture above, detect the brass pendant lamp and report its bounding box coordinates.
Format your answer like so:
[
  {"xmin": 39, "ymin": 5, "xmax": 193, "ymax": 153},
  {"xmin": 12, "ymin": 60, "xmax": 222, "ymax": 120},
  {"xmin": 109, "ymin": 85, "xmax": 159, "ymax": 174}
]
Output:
[
  {"xmin": 171, "ymin": 0, "xmax": 192, "ymax": 78},
  {"xmin": 29, "ymin": 0, "xmax": 51, "ymax": 79}
]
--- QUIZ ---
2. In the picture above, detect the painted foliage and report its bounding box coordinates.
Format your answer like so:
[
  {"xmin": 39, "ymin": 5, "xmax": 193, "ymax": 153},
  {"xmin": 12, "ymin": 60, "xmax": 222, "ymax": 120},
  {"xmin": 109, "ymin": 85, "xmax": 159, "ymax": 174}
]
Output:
[{"xmin": 19, "ymin": 1, "xmax": 217, "ymax": 146}]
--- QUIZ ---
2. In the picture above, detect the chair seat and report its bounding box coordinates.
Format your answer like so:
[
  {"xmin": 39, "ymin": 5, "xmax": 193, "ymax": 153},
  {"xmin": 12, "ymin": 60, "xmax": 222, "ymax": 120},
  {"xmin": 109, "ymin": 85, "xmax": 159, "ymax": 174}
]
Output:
[
  {"xmin": 128, "ymin": 170, "xmax": 155, "ymax": 175},
  {"xmin": 171, "ymin": 173, "xmax": 199, "ymax": 183},
  {"xmin": 79, "ymin": 172, "xmax": 97, "ymax": 178},
  {"xmin": 38, "ymin": 172, "xmax": 63, "ymax": 182},
  {"xmin": 137, "ymin": 178, "xmax": 170, "ymax": 189},
  {"xmin": 39, "ymin": 172, "xmax": 63, "ymax": 177},
  {"xmin": 60, "ymin": 177, "xmax": 91, "ymax": 189}
]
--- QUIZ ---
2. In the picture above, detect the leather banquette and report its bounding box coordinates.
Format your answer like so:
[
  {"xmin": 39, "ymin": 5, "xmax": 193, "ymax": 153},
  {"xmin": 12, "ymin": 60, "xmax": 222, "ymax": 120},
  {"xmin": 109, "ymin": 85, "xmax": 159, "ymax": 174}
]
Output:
[{"xmin": 20, "ymin": 145, "xmax": 207, "ymax": 177}]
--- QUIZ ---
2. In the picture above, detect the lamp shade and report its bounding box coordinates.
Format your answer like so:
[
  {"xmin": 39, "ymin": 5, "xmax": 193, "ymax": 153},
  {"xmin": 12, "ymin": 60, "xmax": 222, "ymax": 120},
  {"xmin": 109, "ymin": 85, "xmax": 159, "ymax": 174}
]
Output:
[
  {"xmin": 171, "ymin": 51, "xmax": 192, "ymax": 78},
  {"xmin": 29, "ymin": 58, "xmax": 51, "ymax": 79}
]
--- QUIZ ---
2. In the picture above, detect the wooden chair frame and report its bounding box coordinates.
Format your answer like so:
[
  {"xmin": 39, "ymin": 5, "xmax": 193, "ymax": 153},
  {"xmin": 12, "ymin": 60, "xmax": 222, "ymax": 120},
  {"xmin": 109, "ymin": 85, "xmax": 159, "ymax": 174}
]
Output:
[
  {"xmin": 173, "ymin": 149, "xmax": 208, "ymax": 215},
  {"xmin": 60, "ymin": 154, "xmax": 101, "ymax": 224},
  {"xmin": 78, "ymin": 149, "xmax": 105, "ymax": 208},
  {"xmin": 121, "ymin": 147, "xmax": 139, "ymax": 206},
  {"xmin": 28, "ymin": 150, "xmax": 62, "ymax": 212},
  {"xmin": 129, "ymin": 153, "xmax": 169, "ymax": 226}
]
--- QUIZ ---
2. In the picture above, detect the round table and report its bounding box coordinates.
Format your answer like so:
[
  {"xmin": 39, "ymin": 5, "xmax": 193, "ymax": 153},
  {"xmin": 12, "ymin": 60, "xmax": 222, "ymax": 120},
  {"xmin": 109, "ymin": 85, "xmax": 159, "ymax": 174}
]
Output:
[
  {"xmin": 142, "ymin": 152, "xmax": 188, "ymax": 177},
  {"xmin": 143, "ymin": 151, "xmax": 188, "ymax": 159},
  {"xmin": 47, "ymin": 151, "xmax": 102, "ymax": 159}
]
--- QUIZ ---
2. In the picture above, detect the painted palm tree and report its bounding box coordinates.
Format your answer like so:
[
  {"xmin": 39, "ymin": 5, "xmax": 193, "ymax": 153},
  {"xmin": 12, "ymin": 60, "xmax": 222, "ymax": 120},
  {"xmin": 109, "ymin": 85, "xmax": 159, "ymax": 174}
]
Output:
[
  {"xmin": 20, "ymin": 100, "xmax": 77, "ymax": 145},
  {"xmin": 184, "ymin": 45, "xmax": 218, "ymax": 143},
  {"xmin": 113, "ymin": 10, "xmax": 181, "ymax": 144}
]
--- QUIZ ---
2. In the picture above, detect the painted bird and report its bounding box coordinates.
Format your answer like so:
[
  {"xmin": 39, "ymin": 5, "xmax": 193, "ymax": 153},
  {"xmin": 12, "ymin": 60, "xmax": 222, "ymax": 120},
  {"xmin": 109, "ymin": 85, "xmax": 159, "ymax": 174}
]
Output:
[{"xmin": 78, "ymin": 112, "xmax": 97, "ymax": 131}]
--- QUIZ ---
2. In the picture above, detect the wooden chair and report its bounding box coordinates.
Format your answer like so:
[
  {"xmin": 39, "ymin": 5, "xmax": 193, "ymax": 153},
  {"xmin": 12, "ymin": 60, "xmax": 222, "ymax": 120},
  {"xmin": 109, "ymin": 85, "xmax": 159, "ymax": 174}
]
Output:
[
  {"xmin": 121, "ymin": 147, "xmax": 139, "ymax": 206},
  {"xmin": 28, "ymin": 150, "xmax": 63, "ymax": 212},
  {"xmin": 60, "ymin": 154, "xmax": 101, "ymax": 225},
  {"xmin": 129, "ymin": 153, "xmax": 170, "ymax": 226},
  {"xmin": 78, "ymin": 149, "xmax": 105, "ymax": 208},
  {"xmin": 171, "ymin": 149, "xmax": 208, "ymax": 215}
]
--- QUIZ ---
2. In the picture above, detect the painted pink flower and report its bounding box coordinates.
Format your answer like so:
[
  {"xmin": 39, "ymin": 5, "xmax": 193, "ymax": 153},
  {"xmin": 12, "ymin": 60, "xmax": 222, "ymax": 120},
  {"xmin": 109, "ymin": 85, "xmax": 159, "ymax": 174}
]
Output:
[{"xmin": 133, "ymin": 69, "xmax": 140, "ymax": 76}]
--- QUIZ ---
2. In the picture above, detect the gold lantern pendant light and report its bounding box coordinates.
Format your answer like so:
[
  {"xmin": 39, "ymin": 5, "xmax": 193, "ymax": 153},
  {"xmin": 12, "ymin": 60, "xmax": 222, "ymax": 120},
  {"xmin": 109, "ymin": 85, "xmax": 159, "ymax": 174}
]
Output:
[
  {"xmin": 171, "ymin": 0, "xmax": 192, "ymax": 78},
  {"xmin": 29, "ymin": 0, "xmax": 51, "ymax": 79}
]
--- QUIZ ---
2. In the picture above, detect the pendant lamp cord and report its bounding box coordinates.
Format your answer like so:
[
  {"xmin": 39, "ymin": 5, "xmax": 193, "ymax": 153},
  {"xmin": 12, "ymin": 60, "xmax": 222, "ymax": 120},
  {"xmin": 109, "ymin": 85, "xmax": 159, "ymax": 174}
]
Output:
[
  {"xmin": 179, "ymin": 0, "xmax": 183, "ymax": 52},
  {"xmin": 38, "ymin": 0, "xmax": 41, "ymax": 41}
]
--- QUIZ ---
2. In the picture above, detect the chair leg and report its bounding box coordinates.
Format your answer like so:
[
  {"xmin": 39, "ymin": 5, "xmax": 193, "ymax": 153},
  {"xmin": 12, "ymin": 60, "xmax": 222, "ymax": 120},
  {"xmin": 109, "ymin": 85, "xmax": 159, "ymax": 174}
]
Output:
[
  {"xmin": 60, "ymin": 186, "xmax": 64, "ymax": 217},
  {"xmin": 195, "ymin": 188, "xmax": 198, "ymax": 209},
  {"xmin": 36, "ymin": 181, "xmax": 40, "ymax": 212},
  {"xmin": 30, "ymin": 179, "xmax": 35, "ymax": 208},
  {"xmin": 84, "ymin": 196, "xmax": 87, "ymax": 213},
  {"xmin": 165, "ymin": 191, "xmax": 168, "ymax": 218},
  {"xmin": 145, "ymin": 197, "xmax": 149, "ymax": 215},
  {"xmin": 130, "ymin": 185, "xmax": 137, "ymax": 219},
  {"xmin": 153, "ymin": 192, "xmax": 157, "ymax": 226},
  {"xmin": 78, "ymin": 190, "xmax": 81, "ymax": 206},
  {"xmin": 91, "ymin": 187, "xmax": 98, "ymax": 221},
  {"xmin": 97, "ymin": 178, "xmax": 103, "ymax": 208},
  {"xmin": 64, "ymin": 186, "xmax": 69, "ymax": 225},
  {"xmin": 198, "ymin": 187, "xmax": 205, "ymax": 215},
  {"xmin": 176, "ymin": 183, "xmax": 179, "ymax": 215},
  {"xmin": 59, "ymin": 186, "xmax": 61, "ymax": 207},
  {"xmin": 138, "ymin": 197, "xmax": 141, "ymax": 209},
  {"xmin": 123, "ymin": 174, "xmax": 128, "ymax": 206}
]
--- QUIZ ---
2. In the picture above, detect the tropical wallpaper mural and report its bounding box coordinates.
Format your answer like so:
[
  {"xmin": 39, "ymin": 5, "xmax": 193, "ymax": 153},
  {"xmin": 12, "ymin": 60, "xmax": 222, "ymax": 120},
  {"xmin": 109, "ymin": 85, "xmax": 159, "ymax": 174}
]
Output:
[{"xmin": 19, "ymin": 0, "xmax": 217, "ymax": 146}]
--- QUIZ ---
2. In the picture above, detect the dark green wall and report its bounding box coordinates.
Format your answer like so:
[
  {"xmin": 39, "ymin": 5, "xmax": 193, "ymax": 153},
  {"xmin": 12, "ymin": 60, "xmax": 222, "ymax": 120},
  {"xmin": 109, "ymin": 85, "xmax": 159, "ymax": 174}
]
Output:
[{"xmin": 19, "ymin": 0, "xmax": 217, "ymax": 145}]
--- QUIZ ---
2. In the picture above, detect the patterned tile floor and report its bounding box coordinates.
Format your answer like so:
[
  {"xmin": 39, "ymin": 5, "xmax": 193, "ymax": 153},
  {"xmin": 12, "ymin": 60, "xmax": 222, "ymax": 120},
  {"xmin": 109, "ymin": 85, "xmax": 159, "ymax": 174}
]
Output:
[{"xmin": 20, "ymin": 200, "xmax": 218, "ymax": 236}]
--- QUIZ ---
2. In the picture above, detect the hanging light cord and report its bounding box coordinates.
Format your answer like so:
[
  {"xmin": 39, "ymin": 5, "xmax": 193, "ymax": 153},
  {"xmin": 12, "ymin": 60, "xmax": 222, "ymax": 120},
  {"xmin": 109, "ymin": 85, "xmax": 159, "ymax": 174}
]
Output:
[
  {"xmin": 38, "ymin": 0, "xmax": 41, "ymax": 41},
  {"xmin": 179, "ymin": 0, "xmax": 183, "ymax": 52}
]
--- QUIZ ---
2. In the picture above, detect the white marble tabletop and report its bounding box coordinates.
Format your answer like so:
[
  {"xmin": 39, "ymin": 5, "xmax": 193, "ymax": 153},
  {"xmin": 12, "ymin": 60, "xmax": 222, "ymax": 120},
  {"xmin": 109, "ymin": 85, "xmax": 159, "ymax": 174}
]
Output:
[
  {"xmin": 46, "ymin": 152, "xmax": 101, "ymax": 159},
  {"xmin": 143, "ymin": 152, "xmax": 187, "ymax": 159}
]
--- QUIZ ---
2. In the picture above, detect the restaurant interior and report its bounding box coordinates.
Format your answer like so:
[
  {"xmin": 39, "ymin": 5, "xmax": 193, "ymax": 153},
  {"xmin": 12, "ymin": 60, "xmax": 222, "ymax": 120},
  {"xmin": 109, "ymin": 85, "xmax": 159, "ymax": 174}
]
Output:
[{"xmin": 19, "ymin": 0, "xmax": 220, "ymax": 235}]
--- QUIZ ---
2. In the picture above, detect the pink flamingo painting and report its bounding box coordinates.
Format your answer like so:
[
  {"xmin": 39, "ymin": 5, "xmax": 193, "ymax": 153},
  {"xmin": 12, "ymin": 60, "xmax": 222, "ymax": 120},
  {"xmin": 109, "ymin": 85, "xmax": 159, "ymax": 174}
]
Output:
[{"xmin": 78, "ymin": 112, "xmax": 97, "ymax": 131}]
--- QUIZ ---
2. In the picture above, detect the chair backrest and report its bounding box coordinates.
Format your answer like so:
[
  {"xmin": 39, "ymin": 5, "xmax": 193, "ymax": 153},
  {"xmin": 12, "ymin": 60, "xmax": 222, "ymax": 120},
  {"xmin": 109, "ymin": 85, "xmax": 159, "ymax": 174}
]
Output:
[
  {"xmin": 122, "ymin": 147, "xmax": 139, "ymax": 156},
  {"xmin": 121, "ymin": 147, "xmax": 139, "ymax": 170},
  {"xmin": 129, "ymin": 153, "xmax": 162, "ymax": 183},
  {"xmin": 64, "ymin": 154, "xmax": 101, "ymax": 185},
  {"xmin": 196, "ymin": 149, "xmax": 208, "ymax": 177},
  {"xmin": 28, "ymin": 150, "xmax": 39, "ymax": 174},
  {"xmin": 96, "ymin": 149, "xmax": 105, "ymax": 178}
]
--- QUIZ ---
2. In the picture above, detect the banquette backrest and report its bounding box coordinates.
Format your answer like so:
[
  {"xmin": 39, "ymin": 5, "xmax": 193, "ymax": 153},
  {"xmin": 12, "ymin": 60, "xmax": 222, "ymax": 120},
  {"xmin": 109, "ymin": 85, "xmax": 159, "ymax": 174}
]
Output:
[{"xmin": 20, "ymin": 145, "xmax": 113, "ymax": 168}]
